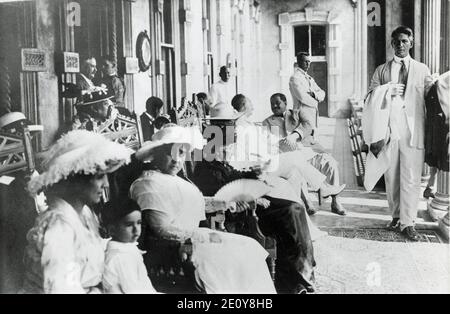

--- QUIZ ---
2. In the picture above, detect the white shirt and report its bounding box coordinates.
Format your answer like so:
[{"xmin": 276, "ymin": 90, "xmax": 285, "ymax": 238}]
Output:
[
  {"xmin": 391, "ymin": 55, "xmax": 411, "ymax": 84},
  {"xmin": 102, "ymin": 240, "xmax": 157, "ymax": 294},
  {"xmin": 389, "ymin": 55, "xmax": 411, "ymax": 140},
  {"xmin": 209, "ymin": 79, "xmax": 232, "ymax": 108}
]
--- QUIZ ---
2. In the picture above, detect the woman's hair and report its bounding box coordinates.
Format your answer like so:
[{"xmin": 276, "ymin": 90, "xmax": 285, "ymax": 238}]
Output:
[{"xmin": 44, "ymin": 172, "xmax": 97, "ymax": 200}]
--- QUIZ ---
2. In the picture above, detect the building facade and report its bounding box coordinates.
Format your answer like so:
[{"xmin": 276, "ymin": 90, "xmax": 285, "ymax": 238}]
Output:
[{"xmin": 0, "ymin": 0, "xmax": 264, "ymax": 149}]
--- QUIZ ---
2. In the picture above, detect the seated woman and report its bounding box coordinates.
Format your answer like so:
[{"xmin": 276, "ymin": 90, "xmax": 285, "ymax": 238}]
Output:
[
  {"xmin": 22, "ymin": 130, "xmax": 132, "ymax": 293},
  {"xmin": 129, "ymin": 124, "xmax": 276, "ymax": 294}
]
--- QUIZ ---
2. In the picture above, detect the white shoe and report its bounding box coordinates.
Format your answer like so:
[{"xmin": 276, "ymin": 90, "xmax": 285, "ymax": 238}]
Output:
[{"xmin": 320, "ymin": 184, "xmax": 346, "ymax": 198}]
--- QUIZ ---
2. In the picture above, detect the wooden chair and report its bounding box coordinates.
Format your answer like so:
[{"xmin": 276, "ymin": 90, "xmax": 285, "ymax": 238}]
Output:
[
  {"xmin": 96, "ymin": 111, "xmax": 143, "ymax": 151},
  {"xmin": 0, "ymin": 115, "xmax": 42, "ymax": 293}
]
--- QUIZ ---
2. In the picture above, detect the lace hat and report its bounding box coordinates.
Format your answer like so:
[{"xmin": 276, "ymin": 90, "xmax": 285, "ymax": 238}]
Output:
[{"xmin": 28, "ymin": 130, "xmax": 133, "ymax": 195}]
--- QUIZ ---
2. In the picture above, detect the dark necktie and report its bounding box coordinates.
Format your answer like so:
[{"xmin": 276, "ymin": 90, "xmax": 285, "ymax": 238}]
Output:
[{"xmin": 398, "ymin": 60, "xmax": 408, "ymax": 86}]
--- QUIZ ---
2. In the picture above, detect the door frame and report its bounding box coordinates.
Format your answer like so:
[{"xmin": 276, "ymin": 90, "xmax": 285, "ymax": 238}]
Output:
[
  {"xmin": 278, "ymin": 8, "xmax": 342, "ymax": 116},
  {"xmin": 292, "ymin": 23, "xmax": 328, "ymax": 116}
]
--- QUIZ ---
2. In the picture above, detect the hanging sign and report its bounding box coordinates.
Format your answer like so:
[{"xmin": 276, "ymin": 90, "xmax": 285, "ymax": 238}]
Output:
[{"xmin": 21, "ymin": 48, "xmax": 47, "ymax": 72}]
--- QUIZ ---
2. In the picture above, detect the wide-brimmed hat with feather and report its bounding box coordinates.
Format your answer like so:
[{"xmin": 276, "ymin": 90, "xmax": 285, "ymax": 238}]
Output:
[{"xmin": 28, "ymin": 130, "xmax": 133, "ymax": 195}]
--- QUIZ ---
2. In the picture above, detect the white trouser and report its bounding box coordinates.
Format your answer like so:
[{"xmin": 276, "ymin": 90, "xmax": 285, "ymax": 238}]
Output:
[
  {"xmin": 267, "ymin": 151, "xmax": 326, "ymax": 190},
  {"xmin": 309, "ymin": 153, "xmax": 340, "ymax": 187},
  {"xmin": 384, "ymin": 105, "xmax": 424, "ymax": 230}
]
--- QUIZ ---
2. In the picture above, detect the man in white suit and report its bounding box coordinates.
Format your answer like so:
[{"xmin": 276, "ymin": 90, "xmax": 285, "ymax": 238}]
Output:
[
  {"xmin": 289, "ymin": 52, "xmax": 326, "ymax": 131},
  {"xmin": 368, "ymin": 26, "xmax": 433, "ymax": 241}
]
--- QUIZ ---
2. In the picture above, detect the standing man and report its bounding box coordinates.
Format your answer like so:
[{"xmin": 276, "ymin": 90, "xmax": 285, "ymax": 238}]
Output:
[
  {"xmin": 70, "ymin": 90, "xmax": 116, "ymax": 132},
  {"xmin": 140, "ymin": 96, "xmax": 164, "ymax": 141},
  {"xmin": 98, "ymin": 55, "xmax": 126, "ymax": 108},
  {"xmin": 209, "ymin": 66, "xmax": 234, "ymax": 117},
  {"xmin": 367, "ymin": 26, "xmax": 433, "ymax": 241},
  {"xmin": 289, "ymin": 52, "xmax": 325, "ymax": 131}
]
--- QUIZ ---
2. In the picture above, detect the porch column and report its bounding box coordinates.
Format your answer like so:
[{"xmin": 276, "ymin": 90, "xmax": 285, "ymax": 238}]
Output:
[
  {"xmin": 278, "ymin": 12, "xmax": 291, "ymax": 98},
  {"xmin": 423, "ymin": 0, "xmax": 441, "ymax": 74},
  {"xmin": 428, "ymin": 170, "xmax": 450, "ymax": 221},
  {"xmin": 438, "ymin": 212, "xmax": 449, "ymax": 241},
  {"xmin": 351, "ymin": 0, "xmax": 367, "ymax": 100},
  {"xmin": 421, "ymin": 1, "xmax": 440, "ymax": 178},
  {"xmin": 360, "ymin": 0, "xmax": 368, "ymax": 97},
  {"xmin": 422, "ymin": 164, "xmax": 431, "ymax": 182},
  {"xmin": 179, "ymin": 0, "xmax": 193, "ymax": 97}
]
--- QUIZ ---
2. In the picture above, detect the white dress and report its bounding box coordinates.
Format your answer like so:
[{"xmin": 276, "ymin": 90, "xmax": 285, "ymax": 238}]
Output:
[
  {"xmin": 103, "ymin": 241, "xmax": 157, "ymax": 294},
  {"xmin": 22, "ymin": 198, "xmax": 104, "ymax": 294},
  {"xmin": 130, "ymin": 170, "xmax": 276, "ymax": 294}
]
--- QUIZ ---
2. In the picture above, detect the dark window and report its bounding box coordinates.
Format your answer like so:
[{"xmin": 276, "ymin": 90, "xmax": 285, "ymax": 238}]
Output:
[
  {"xmin": 162, "ymin": 0, "xmax": 172, "ymax": 44},
  {"xmin": 311, "ymin": 25, "xmax": 326, "ymax": 56},
  {"xmin": 294, "ymin": 25, "xmax": 326, "ymax": 57},
  {"xmin": 294, "ymin": 26, "xmax": 309, "ymax": 55}
]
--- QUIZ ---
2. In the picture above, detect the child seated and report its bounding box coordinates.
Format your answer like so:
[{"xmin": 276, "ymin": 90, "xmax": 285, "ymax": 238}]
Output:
[{"xmin": 101, "ymin": 198, "xmax": 158, "ymax": 294}]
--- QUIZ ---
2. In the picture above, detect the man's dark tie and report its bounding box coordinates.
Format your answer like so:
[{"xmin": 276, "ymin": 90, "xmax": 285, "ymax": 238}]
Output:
[{"xmin": 398, "ymin": 60, "xmax": 408, "ymax": 86}]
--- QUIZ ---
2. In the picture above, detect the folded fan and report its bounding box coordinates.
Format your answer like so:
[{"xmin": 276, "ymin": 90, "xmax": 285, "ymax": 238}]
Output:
[{"xmin": 214, "ymin": 179, "xmax": 271, "ymax": 203}]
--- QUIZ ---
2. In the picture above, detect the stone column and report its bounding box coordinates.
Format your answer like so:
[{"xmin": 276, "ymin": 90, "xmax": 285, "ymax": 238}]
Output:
[
  {"xmin": 422, "ymin": 164, "xmax": 431, "ymax": 182},
  {"xmin": 422, "ymin": 0, "xmax": 448, "ymax": 231},
  {"xmin": 360, "ymin": 0, "xmax": 368, "ymax": 97},
  {"xmin": 428, "ymin": 170, "xmax": 450, "ymax": 219},
  {"xmin": 423, "ymin": 0, "xmax": 441, "ymax": 74},
  {"xmin": 439, "ymin": 212, "xmax": 450, "ymax": 240},
  {"xmin": 352, "ymin": 0, "xmax": 367, "ymax": 100},
  {"xmin": 440, "ymin": 0, "xmax": 450, "ymax": 71}
]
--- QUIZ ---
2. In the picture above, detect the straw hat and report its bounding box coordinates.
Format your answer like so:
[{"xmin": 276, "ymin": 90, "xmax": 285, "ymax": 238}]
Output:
[
  {"xmin": 135, "ymin": 124, "xmax": 205, "ymax": 162},
  {"xmin": 28, "ymin": 130, "xmax": 133, "ymax": 195}
]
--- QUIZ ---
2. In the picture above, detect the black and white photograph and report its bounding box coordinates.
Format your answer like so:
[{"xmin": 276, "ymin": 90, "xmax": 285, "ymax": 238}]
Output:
[{"xmin": 0, "ymin": 0, "xmax": 449, "ymax": 297}]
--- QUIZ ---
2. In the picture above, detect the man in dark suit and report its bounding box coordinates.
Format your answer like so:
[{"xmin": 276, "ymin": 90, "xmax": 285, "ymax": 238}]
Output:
[{"xmin": 140, "ymin": 97, "xmax": 164, "ymax": 141}]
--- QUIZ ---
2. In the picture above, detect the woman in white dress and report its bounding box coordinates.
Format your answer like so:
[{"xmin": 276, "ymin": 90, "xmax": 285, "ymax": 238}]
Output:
[
  {"xmin": 22, "ymin": 130, "xmax": 132, "ymax": 293},
  {"xmin": 130, "ymin": 125, "xmax": 276, "ymax": 294}
]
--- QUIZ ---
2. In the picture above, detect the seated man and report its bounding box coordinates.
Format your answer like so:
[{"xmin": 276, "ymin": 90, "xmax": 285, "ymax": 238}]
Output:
[
  {"xmin": 191, "ymin": 141, "xmax": 316, "ymax": 294},
  {"xmin": 227, "ymin": 94, "xmax": 345, "ymax": 213},
  {"xmin": 262, "ymin": 93, "xmax": 346, "ymax": 215},
  {"xmin": 75, "ymin": 56, "xmax": 109, "ymax": 103},
  {"xmin": 196, "ymin": 92, "xmax": 212, "ymax": 117},
  {"xmin": 140, "ymin": 97, "xmax": 164, "ymax": 141},
  {"xmin": 69, "ymin": 90, "xmax": 118, "ymax": 132}
]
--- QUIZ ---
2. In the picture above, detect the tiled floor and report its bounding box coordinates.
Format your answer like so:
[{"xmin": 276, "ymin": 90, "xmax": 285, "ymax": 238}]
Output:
[
  {"xmin": 310, "ymin": 117, "xmax": 441, "ymax": 233},
  {"xmin": 309, "ymin": 118, "xmax": 450, "ymax": 294}
]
